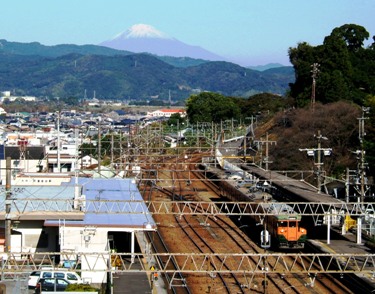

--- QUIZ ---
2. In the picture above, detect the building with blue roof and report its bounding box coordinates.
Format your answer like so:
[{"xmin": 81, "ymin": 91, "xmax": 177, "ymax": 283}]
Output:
[{"xmin": 0, "ymin": 176, "xmax": 156, "ymax": 286}]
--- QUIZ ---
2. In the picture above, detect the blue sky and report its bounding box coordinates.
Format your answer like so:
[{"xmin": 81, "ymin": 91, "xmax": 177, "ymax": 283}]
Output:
[{"xmin": 1, "ymin": 0, "xmax": 374, "ymax": 66}]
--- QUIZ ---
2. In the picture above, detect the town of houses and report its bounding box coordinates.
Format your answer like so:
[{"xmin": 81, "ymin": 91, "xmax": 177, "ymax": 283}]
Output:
[
  {"xmin": 0, "ymin": 99, "xmax": 186, "ymax": 181},
  {"xmin": 0, "ymin": 91, "xmax": 186, "ymax": 290}
]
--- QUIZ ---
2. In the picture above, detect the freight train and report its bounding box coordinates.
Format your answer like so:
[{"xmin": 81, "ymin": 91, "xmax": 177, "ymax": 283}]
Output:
[{"xmin": 262, "ymin": 202, "xmax": 307, "ymax": 249}]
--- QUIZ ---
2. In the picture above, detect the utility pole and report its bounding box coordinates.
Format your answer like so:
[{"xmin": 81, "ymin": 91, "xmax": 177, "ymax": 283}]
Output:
[
  {"xmin": 316, "ymin": 131, "xmax": 323, "ymax": 193},
  {"xmin": 356, "ymin": 107, "xmax": 369, "ymax": 208},
  {"xmin": 57, "ymin": 111, "xmax": 61, "ymax": 172},
  {"xmin": 111, "ymin": 132, "xmax": 114, "ymax": 168},
  {"xmin": 255, "ymin": 133, "xmax": 276, "ymax": 170},
  {"xmin": 311, "ymin": 63, "xmax": 320, "ymax": 112},
  {"xmin": 299, "ymin": 131, "xmax": 332, "ymax": 193},
  {"xmin": 196, "ymin": 122, "xmax": 199, "ymax": 151},
  {"xmin": 5, "ymin": 157, "xmax": 11, "ymax": 253},
  {"xmin": 98, "ymin": 118, "xmax": 101, "ymax": 177}
]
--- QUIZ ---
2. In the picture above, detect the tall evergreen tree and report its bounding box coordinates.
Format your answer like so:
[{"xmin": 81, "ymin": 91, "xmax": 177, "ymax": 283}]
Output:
[
  {"xmin": 288, "ymin": 24, "xmax": 374, "ymax": 107},
  {"xmin": 186, "ymin": 92, "xmax": 241, "ymax": 124}
]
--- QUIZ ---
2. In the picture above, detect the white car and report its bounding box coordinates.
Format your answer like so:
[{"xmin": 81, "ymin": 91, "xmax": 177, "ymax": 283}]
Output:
[{"xmin": 28, "ymin": 268, "xmax": 82, "ymax": 288}]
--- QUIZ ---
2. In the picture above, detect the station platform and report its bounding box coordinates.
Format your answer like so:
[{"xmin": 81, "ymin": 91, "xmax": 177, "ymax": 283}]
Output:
[
  {"xmin": 310, "ymin": 226, "xmax": 373, "ymax": 255},
  {"xmin": 112, "ymin": 260, "xmax": 168, "ymax": 294},
  {"xmin": 112, "ymin": 231, "xmax": 168, "ymax": 294},
  {"xmin": 113, "ymin": 271, "xmax": 151, "ymax": 294},
  {"xmin": 308, "ymin": 226, "xmax": 375, "ymax": 291}
]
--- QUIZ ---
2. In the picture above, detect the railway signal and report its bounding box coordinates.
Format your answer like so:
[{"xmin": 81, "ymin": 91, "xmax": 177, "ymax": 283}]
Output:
[{"xmin": 261, "ymin": 229, "xmax": 271, "ymax": 249}]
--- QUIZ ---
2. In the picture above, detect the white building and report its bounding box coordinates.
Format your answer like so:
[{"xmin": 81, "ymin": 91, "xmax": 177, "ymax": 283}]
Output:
[
  {"xmin": 79, "ymin": 155, "xmax": 99, "ymax": 168},
  {"xmin": 0, "ymin": 177, "xmax": 156, "ymax": 288},
  {"xmin": 146, "ymin": 108, "xmax": 186, "ymax": 118},
  {"xmin": 0, "ymin": 91, "xmax": 36, "ymax": 103}
]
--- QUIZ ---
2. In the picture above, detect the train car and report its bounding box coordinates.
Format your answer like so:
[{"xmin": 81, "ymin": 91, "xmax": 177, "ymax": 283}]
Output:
[
  {"xmin": 262, "ymin": 202, "xmax": 307, "ymax": 249},
  {"xmin": 203, "ymin": 158, "xmax": 308, "ymax": 250}
]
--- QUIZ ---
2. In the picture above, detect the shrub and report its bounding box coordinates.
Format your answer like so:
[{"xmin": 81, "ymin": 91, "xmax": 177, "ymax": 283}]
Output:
[{"xmin": 66, "ymin": 283, "xmax": 99, "ymax": 292}]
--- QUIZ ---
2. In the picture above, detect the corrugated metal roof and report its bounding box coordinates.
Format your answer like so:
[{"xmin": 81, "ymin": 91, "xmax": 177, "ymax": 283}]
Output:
[
  {"xmin": 45, "ymin": 177, "xmax": 155, "ymax": 228},
  {"xmin": 0, "ymin": 184, "xmax": 84, "ymax": 220},
  {"xmin": 3, "ymin": 185, "xmax": 76, "ymax": 210}
]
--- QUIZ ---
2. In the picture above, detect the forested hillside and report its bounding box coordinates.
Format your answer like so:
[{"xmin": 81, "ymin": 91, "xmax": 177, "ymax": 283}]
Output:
[
  {"xmin": 0, "ymin": 40, "xmax": 293, "ymax": 101},
  {"xmin": 288, "ymin": 24, "xmax": 374, "ymax": 106},
  {"xmin": 287, "ymin": 23, "xmax": 375, "ymax": 179},
  {"xmin": 185, "ymin": 24, "xmax": 375, "ymax": 181}
]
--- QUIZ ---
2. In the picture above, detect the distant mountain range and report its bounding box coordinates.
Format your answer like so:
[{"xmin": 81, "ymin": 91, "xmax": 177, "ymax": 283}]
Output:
[
  {"xmin": 100, "ymin": 24, "xmax": 225, "ymax": 62},
  {"xmin": 248, "ymin": 63, "xmax": 287, "ymax": 71},
  {"xmin": 0, "ymin": 27, "xmax": 295, "ymax": 102}
]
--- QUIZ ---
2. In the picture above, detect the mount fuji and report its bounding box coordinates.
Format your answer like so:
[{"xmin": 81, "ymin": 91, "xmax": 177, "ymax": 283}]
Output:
[{"xmin": 99, "ymin": 24, "xmax": 226, "ymax": 62}]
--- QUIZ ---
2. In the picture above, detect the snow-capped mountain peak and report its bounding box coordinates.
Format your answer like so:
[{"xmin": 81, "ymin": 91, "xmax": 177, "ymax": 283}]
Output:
[
  {"xmin": 114, "ymin": 24, "xmax": 171, "ymax": 40},
  {"xmin": 100, "ymin": 24, "xmax": 225, "ymax": 62}
]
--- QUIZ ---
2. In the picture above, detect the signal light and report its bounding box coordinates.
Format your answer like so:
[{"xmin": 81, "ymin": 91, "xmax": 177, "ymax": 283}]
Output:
[{"xmin": 153, "ymin": 272, "xmax": 158, "ymax": 281}]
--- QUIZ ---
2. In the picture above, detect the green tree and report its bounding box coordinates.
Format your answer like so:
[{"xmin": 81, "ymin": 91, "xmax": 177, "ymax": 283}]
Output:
[
  {"xmin": 61, "ymin": 96, "xmax": 80, "ymax": 106},
  {"xmin": 288, "ymin": 23, "xmax": 374, "ymax": 107},
  {"xmin": 288, "ymin": 42, "xmax": 319, "ymax": 106},
  {"xmin": 239, "ymin": 93, "xmax": 293, "ymax": 119},
  {"xmin": 330, "ymin": 24, "xmax": 370, "ymax": 52},
  {"xmin": 167, "ymin": 113, "xmax": 186, "ymax": 126},
  {"xmin": 371, "ymin": 36, "xmax": 375, "ymax": 49},
  {"xmin": 185, "ymin": 92, "xmax": 240, "ymax": 124}
]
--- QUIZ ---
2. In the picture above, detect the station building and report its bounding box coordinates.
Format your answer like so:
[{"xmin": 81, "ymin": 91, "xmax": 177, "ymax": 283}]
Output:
[{"xmin": 0, "ymin": 177, "xmax": 156, "ymax": 287}]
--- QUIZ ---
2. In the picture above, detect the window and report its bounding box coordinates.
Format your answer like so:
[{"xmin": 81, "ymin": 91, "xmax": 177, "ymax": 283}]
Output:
[
  {"xmin": 67, "ymin": 273, "xmax": 78, "ymax": 281},
  {"xmin": 43, "ymin": 278, "xmax": 55, "ymax": 284},
  {"xmin": 279, "ymin": 221, "xmax": 287, "ymax": 227},
  {"xmin": 289, "ymin": 221, "xmax": 297, "ymax": 227},
  {"xmin": 56, "ymin": 279, "xmax": 69, "ymax": 286},
  {"xmin": 43, "ymin": 272, "xmax": 52, "ymax": 278}
]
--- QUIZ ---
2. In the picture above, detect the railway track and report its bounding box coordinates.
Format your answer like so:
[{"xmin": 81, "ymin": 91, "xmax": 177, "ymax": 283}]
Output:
[
  {"xmin": 139, "ymin": 151, "xmax": 359, "ymax": 293},
  {"xmin": 145, "ymin": 229, "xmax": 191, "ymax": 294}
]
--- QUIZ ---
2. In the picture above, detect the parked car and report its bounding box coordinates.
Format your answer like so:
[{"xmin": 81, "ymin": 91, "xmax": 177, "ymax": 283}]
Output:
[
  {"xmin": 28, "ymin": 269, "xmax": 82, "ymax": 288},
  {"xmin": 34, "ymin": 277, "xmax": 70, "ymax": 293}
]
